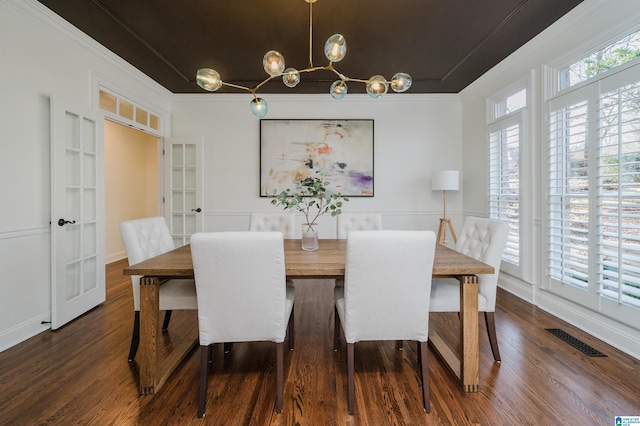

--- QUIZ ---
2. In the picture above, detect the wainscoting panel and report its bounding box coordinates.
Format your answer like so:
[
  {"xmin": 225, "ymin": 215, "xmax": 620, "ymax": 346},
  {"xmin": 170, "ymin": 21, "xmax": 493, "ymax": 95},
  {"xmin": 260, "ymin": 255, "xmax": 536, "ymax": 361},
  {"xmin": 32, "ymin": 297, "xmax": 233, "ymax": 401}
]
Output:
[{"xmin": 0, "ymin": 228, "xmax": 52, "ymax": 352}]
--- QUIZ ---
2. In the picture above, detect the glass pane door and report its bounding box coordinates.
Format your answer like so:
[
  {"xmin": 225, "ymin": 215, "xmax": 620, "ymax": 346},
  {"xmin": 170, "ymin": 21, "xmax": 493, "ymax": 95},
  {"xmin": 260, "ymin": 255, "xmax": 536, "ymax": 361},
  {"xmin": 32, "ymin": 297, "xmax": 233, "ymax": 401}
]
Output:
[
  {"xmin": 51, "ymin": 100, "xmax": 105, "ymax": 329},
  {"xmin": 165, "ymin": 138, "xmax": 203, "ymax": 246}
]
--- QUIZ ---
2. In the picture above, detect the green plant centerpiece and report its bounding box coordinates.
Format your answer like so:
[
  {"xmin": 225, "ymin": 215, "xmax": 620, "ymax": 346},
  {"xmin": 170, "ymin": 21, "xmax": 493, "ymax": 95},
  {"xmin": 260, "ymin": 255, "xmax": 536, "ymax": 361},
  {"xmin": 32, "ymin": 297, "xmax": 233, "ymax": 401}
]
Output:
[{"xmin": 270, "ymin": 173, "xmax": 349, "ymax": 250}]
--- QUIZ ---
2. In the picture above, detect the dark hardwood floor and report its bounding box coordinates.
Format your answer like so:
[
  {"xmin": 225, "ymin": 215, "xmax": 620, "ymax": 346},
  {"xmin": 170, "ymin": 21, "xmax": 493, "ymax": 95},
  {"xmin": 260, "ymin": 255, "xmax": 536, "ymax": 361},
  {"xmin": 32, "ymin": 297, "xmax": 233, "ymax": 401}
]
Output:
[{"xmin": 1, "ymin": 259, "xmax": 639, "ymax": 425}]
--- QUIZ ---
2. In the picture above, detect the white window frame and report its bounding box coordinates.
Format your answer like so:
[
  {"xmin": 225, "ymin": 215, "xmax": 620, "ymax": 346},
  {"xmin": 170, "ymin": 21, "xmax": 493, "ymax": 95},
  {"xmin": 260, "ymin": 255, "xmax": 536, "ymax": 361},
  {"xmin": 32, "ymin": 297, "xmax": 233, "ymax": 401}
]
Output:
[
  {"xmin": 487, "ymin": 82, "xmax": 532, "ymax": 282},
  {"xmin": 544, "ymin": 58, "xmax": 640, "ymax": 325}
]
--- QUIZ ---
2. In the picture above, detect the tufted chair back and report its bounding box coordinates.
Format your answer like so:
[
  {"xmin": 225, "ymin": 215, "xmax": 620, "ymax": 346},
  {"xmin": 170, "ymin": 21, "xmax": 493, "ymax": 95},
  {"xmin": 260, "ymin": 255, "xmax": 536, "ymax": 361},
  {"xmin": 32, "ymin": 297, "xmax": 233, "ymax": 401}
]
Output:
[
  {"xmin": 454, "ymin": 216, "xmax": 510, "ymax": 311},
  {"xmin": 429, "ymin": 216, "xmax": 509, "ymax": 362},
  {"xmin": 119, "ymin": 216, "xmax": 197, "ymax": 362},
  {"xmin": 120, "ymin": 216, "xmax": 177, "ymax": 310},
  {"xmin": 336, "ymin": 213, "xmax": 383, "ymax": 239},
  {"xmin": 249, "ymin": 212, "xmax": 296, "ymax": 239}
]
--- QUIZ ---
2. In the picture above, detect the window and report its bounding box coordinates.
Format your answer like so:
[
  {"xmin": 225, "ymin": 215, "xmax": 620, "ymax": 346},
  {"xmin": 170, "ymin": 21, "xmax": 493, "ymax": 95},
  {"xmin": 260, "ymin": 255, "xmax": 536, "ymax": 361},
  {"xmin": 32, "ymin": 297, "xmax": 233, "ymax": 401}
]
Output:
[
  {"xmin": 98, "ymin": 89, "xmax": 162, "ymax": 134},
  {"xmin": 547, "ymin": 54, "xmax": 640, "ymax": 316},
  {"xmin": 548, "ymin": 99, "xmax": 590, "ymax": 291},
  {"xmin": 559, "ymin": 29, "xmax": 640, "ymax": 91},
  {"xmin": 597, "ymin": 77, "xmax": 640, "ymax": 308},
  {"xmin": 488, "ymin": 86, "xmax": 528, "ymax": 277},
  {"xmin": 494, "ymin": 88, "xmax": 526, "ymax": 119},
  {"xmin": 489, "ymin": 116, "xmax": 521, "ymax": 266}
]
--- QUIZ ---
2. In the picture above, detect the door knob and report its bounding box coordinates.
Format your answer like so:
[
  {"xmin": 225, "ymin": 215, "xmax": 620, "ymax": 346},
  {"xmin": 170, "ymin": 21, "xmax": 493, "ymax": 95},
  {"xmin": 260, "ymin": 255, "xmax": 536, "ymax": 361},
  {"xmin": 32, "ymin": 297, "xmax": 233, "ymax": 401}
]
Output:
[
  {"xmin": 191, "ymin": 208, "xmax": 202, "ymax": 213},
  {"xmin": 58, "ymin": 218, "xmax": 76, "ymax": 226}
]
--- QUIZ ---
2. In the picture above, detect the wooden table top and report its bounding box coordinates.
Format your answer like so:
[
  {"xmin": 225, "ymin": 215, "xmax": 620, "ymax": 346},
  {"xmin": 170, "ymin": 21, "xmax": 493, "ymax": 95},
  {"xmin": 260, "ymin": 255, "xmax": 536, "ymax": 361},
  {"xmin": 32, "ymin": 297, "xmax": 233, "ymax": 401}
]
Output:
[{"xmin": 123, "ymin": 239, "xmax": 493, "ymax": 279}]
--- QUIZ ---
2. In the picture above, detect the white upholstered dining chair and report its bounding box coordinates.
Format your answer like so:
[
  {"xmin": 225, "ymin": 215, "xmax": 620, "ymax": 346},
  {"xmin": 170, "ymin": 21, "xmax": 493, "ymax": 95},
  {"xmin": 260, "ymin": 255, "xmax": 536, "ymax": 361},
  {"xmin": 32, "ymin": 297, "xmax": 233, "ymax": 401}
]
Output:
[
  {"xmin": 430, "ymin": 216, "xmax": 510, "ymax": 361},
  {"xmin": 249, "ymin": 212, "xmax": 296, "ymax": 238},
  {"xmin": 119, "ymin": 216, "xmax": 198, "ymax": 362},
  {"xmin": 334, "ymin": 230, "xmax": 436, "ymax": 414},
  {"xmin": 336, "ymin": 212, "xmax": 383, "ymax": 239},
  {"xmin": 190, "ymin": 231, "xmax": 295, "ymax": 418},
  {"xmin": 335, "ymin": 212, "xmax": 383, "ymax": 287}
]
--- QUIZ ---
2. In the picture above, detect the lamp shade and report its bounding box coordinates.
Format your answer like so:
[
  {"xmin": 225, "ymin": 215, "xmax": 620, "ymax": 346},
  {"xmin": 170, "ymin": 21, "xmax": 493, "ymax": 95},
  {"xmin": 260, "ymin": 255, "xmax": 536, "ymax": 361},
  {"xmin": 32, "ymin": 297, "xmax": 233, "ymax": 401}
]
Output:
[{"xmin": 431, "ymin": 170, "xmax": 459, "ymax": 191}]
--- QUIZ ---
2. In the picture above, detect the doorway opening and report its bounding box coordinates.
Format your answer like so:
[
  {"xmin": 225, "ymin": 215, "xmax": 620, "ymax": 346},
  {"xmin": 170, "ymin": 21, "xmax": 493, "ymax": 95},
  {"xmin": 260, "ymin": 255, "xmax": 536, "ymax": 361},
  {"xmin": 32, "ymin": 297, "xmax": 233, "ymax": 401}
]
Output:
[{"xmin": 104, "ymin": 120, "xmax": 161, "ymax": 263}]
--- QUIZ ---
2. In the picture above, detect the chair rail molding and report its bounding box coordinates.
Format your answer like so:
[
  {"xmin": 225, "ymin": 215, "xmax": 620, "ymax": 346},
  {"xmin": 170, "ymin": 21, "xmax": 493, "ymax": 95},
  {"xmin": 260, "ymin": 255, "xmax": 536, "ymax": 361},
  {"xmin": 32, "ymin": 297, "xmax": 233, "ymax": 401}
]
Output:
[{"xmin": 0, "ymin": 226, "xmax": 50, "ymax": 240}]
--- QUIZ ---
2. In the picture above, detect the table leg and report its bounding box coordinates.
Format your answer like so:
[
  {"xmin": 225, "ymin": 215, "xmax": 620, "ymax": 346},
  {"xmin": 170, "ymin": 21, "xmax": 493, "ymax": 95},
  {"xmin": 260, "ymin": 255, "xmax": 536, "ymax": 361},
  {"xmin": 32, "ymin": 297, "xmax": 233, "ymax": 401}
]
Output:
[
  {"xmin": 458, "ymin": 275, "xmax": 479, "ymax": 392},
  {"xmin": 139, "ymin": 276, "xmax": 160, "ymax": 395}
]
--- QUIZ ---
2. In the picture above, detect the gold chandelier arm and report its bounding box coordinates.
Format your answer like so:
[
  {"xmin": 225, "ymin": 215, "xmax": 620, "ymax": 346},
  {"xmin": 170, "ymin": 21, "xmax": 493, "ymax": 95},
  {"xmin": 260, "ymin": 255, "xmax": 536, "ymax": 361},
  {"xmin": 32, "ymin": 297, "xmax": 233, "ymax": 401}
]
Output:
[
  {"xmin": 221, "ymin": 64, "xmax": 374, "ymax": 94},
  {"xmin": 326, "ymin": 64, "xmax": 368, "ymax": 83},
  {"xmin": 253, "ymin": 75, "xmax": 280, "ymax": 92},
  {"xmin": 221, "ymin": 81, "xmax": 254, "ymax": 92},
  {"xmin": 323, "ymin": 63, "xmax": 369, "ymax": 84},
  {"xmin": 292, "ymin": 63, "xmax": 373, "ymax": 85},
  {"xmin": 342, "ymin": 76, "xmax": 369, "ymax": 84},
  {"xmin": 297, "ymin": 66, "xmax": 327, "ymax": 74}
]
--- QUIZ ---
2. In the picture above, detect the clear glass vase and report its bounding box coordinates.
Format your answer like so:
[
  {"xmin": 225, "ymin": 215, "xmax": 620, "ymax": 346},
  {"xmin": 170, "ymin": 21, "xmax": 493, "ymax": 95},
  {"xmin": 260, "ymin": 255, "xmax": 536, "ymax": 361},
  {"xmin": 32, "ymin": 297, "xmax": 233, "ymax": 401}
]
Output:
[{"xmin": 301, "ymin": 223, "xmax": 319, "ymax": 251}]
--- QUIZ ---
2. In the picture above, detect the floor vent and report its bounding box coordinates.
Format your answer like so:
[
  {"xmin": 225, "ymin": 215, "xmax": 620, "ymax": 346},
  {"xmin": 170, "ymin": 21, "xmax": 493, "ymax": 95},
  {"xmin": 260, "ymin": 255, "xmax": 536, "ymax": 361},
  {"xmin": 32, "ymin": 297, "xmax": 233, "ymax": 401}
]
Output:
[{"xmin": 545, "ymin": 328, "xmax": 607, "ymax": 357}]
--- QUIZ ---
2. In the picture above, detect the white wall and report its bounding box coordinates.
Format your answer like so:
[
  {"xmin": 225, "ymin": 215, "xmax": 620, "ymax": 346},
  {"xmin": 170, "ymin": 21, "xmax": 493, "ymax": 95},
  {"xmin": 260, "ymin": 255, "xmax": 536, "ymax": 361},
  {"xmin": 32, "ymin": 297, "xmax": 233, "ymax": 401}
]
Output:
[
  {"xmin": 459, "ymin": 0, "xmax": 640, "ymax": 358},
  {"xmin": 0, "ymin": 0, "xmax": 172, "ymax": 352},
  {"xmin": 171, "ymin": 93, "xmax": 462, "ymax": 237}
]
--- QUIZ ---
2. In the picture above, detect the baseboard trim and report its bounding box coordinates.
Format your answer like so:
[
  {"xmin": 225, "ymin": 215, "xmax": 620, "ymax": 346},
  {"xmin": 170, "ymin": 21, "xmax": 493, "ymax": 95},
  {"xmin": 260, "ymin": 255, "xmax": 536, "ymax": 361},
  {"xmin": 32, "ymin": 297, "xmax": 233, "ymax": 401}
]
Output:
[
  {"xmin": 498, "ymin": 273, "xmax": 535, "ymax": 304},
  {"xmin": 499, "ymin": 274, "xmax": 640, "ymax": 360},
  {"xmin": 536, "ymin": 291, "xmax": 640, "ymax": 360},
  {"xmin": 0, "ymin": 314, "xmax": 51, "ymax": 353},
  {"xmin": 106, "ymin": 251, "xmax": 127, "ymax": 264}
]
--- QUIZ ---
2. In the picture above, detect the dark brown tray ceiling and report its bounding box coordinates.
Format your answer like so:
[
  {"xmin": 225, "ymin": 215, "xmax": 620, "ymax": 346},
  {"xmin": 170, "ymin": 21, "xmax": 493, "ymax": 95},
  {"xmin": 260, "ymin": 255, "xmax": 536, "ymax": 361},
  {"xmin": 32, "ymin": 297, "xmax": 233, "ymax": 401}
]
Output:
[{"xmin": 37, "ymin": 0, "xmax": 584, "ymax": 94}]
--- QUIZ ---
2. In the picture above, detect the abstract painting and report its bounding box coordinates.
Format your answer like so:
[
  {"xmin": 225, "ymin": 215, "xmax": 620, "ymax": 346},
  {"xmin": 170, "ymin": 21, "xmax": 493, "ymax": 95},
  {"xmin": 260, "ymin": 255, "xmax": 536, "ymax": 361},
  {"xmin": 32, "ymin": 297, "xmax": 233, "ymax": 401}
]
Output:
[{"xmin": 260, "ymin": 119, "xmax": 374, "ymax": 197}]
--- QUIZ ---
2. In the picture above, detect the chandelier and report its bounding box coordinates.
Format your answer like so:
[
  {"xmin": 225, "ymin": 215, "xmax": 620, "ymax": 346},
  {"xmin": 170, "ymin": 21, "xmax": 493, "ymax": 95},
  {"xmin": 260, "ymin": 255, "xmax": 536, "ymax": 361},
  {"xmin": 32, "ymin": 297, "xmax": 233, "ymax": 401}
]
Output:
[{"xmin": 195, "ymin": 0, "xmax": 413, "ymax": 118}]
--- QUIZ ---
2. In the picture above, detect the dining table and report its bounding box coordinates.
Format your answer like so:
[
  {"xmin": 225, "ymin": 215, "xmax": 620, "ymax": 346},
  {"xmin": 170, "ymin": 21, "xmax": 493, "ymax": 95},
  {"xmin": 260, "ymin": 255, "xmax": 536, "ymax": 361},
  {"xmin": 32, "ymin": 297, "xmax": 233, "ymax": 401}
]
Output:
[{"xmin": 123, "ymin": 238, "xmax": 494, "ymax": 395}]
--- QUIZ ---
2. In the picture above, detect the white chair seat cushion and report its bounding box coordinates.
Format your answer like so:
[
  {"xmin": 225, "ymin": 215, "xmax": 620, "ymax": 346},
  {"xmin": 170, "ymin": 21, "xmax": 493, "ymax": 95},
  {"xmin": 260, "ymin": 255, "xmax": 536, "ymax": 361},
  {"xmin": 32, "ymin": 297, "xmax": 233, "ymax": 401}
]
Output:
[
  {"xmin": 285, "ymin": 286, "xmax": 295, "ymax": 325},
  {"xmin": 158, "ymin": 278, "xmax": 198, "ymax": 311},
  {"xmin": 429, "ymin": 278, "xmax": 488, "ymax": 312},
  {"xmin": 335, "ymin": 286, "xmax": 346, "ymax": 327}
]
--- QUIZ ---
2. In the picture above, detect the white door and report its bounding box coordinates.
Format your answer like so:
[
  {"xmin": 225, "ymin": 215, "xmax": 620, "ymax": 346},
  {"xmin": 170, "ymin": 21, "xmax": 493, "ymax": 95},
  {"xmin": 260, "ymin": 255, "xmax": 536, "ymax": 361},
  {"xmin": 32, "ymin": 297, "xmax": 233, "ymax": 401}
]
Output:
[
  {"xmin": 50, "ymin": 99, "xmax": 105, "ymax": 329},
  {"xmin": 165, "ymin": 138, "xmax": 203, "ymax": 246}
]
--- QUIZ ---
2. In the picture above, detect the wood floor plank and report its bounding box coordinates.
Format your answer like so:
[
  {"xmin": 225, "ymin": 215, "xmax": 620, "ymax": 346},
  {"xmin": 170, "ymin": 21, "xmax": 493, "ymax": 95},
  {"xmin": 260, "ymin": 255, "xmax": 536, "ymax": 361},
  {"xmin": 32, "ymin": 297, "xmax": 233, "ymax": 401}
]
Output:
[{"xmin": 0, "ymin": 261, "xmax": 639, "ymax": 425}]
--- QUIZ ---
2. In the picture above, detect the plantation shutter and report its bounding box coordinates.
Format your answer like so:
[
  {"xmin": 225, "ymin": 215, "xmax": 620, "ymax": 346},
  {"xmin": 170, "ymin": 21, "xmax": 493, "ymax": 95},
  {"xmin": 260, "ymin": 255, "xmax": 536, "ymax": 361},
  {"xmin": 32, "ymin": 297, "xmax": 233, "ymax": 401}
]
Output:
[
  {"xmin": 547, "ymin": 90, "xmax": 591, "ymax": 291},
  {"xmin": 596, "ymin": 71, "xmax": 640, "ymax": 309},
  {"xmin": 489, "ymin": 114, "xmax": 521, "ymax": 266}
]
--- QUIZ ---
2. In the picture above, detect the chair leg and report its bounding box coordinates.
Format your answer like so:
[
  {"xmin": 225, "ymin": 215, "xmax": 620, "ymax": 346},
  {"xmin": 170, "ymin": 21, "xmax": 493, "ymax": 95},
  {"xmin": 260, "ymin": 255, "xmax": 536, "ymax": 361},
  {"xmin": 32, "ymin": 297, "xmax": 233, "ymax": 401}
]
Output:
[
  {"xmin": 334, "ymin": 307, "xmax": 340, "ymax": 351},
  {"xmin": 419, "ymin": 341, "xmax": 430, "ymax": 412},
  {"xmin": 162, "ymin": 310, "xmax": 173, "ymax": 332},
  {"xmin": 288, "ymin": 309, "xmax": 295, "ymax": 351},
  {"xmin": 276, "ymin": 342, "xmax": 284, "ymax": 413},
  {"xmin": 347, "ymin": 342, "xmax": 355, "ymax": 415},
  {"xmin": 128, "ymin": 312, "xmax": 140, "ymax": 362},
  {"xmin": 198, "ymin": 345, "xmax": 210, "ymax": 418},
  {"xmin": 484, "ymin": 311, "xmax": 501, "ymax": 362}
]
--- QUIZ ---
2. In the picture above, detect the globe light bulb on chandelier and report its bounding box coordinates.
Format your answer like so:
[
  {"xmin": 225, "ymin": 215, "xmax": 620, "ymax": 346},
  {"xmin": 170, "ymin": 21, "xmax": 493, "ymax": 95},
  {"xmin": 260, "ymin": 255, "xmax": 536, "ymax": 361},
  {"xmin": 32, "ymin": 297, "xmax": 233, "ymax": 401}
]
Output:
[{"xmin": 195, "ymin": 0, "xmax": 413, "ymax": 117}]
